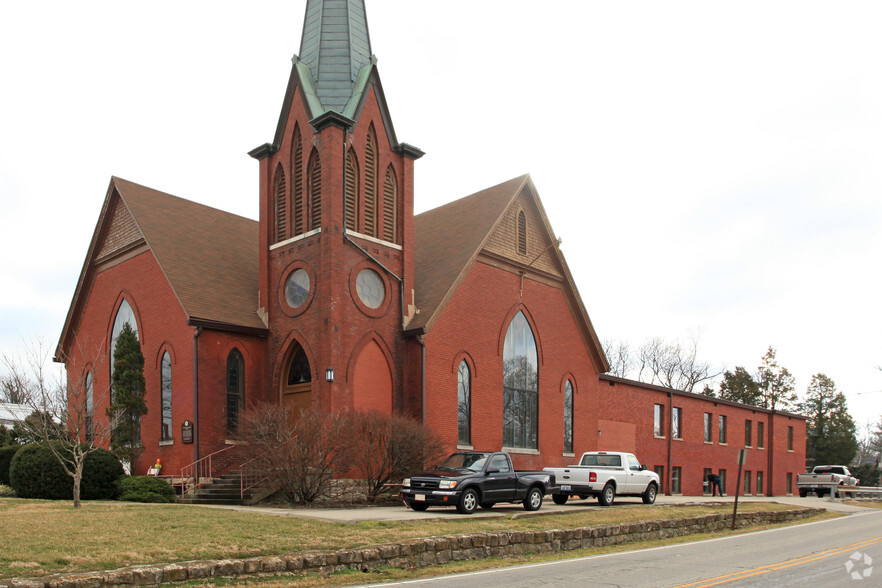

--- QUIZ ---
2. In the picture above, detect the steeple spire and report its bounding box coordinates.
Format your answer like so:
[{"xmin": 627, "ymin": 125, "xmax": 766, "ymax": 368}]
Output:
[{"xmin": 299, "ymin": 0, "xmax": 374, "ymax": 115}]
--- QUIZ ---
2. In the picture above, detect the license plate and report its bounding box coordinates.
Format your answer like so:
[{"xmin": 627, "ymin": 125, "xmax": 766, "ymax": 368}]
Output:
[
  {"xmin": 561, "ymin": 485, "xmax": 571, "ymax": 491},
  {"xmin": 415, "ymin": 494, "xmax": 426, "ymax": 501}
]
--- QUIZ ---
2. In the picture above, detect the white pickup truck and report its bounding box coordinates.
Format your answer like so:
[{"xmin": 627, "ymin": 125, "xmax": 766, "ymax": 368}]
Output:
[
  {"xmin": 797, "ymin": 465, "xmax": 860, "ymax": 497},
  {"xmin": 543, "ymin": 451, "xmax": 660, "ymax": 506}
]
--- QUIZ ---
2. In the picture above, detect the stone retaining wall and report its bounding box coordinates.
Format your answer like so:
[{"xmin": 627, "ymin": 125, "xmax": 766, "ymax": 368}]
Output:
[{"xmin": 3, "ymin": 508, "xmax": 821, "ymax": 587}]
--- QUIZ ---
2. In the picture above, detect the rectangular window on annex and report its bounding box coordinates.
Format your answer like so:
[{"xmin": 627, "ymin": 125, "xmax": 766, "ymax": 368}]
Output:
[
  {"xmin": 745, "ymin": 419, "xmax": 752, "ymax": 447},
  {"xmin": 671, "ymin": 466, "xmax": 682, "ymax": 494},
  {"xmin": 704, "ymin": 412, "xmax": 712, "ymax": 443},
  {"xmin": 720, "ymin": 469, "xmax": 727, "ymax": 495},
  {"xmin": 757, "ymin": 421, "xmax": 765, "ymax": 449},
  {"xmin": 719, "ymin": 415, "xmax": 728, "ymax": 444},
  {"xmin": 786, "ymin": 472, "xmax": 793, "ymax": 494},
  {"xmin": 756, "ymin": 471, "xmax": 764, "ymax": 495},
  {"xmin": 744, "ymin": 471, "xmax": 752, "ymax": 494},
  {"xmin": 703, "ymin": 467, "xmax": 712, "ymax": 495},
  {"xmin": 654, "ymin": 404, "xmax": 664, "ymax": 437},
  {"xmin": 787, "ymin": 426, "xmax": 794, "ymax": 451},
  {"xmin": 672, "ymin": 407, "xmax": 682, "ymax": 439}
]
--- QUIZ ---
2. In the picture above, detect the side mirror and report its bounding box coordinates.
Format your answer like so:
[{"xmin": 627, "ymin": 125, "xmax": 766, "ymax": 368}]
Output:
[{"xmin": 640, "ymin": 465, "xmax": 647, "ymax": 471}]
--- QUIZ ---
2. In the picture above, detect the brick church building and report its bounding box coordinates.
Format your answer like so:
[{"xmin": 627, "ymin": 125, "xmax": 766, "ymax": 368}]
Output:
[{"xmin": 55, "ymin": 0, "xmax": 806, "ymax": 496}]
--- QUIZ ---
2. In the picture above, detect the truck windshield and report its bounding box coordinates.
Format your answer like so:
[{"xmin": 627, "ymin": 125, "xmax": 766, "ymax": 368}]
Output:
[{"xmin": 436, "ymin": 452, "xmax": 490, "ymax": 472}]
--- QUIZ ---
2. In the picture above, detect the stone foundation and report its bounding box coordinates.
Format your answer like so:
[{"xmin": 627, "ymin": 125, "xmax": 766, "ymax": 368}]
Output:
[{"xmin": 2, "ymin": 508, "xmax": 821, "ymax": 587}]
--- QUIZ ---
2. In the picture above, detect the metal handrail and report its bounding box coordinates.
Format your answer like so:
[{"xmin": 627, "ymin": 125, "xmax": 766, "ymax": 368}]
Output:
[
  {"xmin": 239, "ymin": 457, "xmax": 269, "ymax": 500},
  {"xmin": 178, "ymin": 445, "xmax": 238, "ymax": 496}
]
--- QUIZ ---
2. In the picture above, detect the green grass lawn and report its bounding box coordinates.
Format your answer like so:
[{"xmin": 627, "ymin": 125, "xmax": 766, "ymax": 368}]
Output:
[{"xmin": 0, "ymin": 498, "xmax": 820, "ymax": 581}]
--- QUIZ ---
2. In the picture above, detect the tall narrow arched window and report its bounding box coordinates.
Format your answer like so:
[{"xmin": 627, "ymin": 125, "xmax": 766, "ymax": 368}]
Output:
[
  {"xmin": 364, "ymin": 126, "xmax": 378, "ymax": 237},
  {"xmin": 307, "ymin": 150, "xmax": 322, "ymax": 231},
  {"xmin": 344, "ymin": 149, "xmax": 359, "ymax": 232},
  {"xmin": 457, "ymin": 360, "xmax": 471, "ymax": 446},
  {"xmin": 503, "ymin": 311, "xmax": 539, "ymax": 449},
  {"xmin": 84, "ymin": 371, "xmax": 94, "ymax": 443},
  {"xmin": 383, "ymin": 165, "xmax": 397, "ymax": 243},
  {"xmin": 226, "ymin": 349, "xmax": 245, "ymax": 435},
  {"xmin": 517, "ymin": 210, "xmax": 527, "ymax": 255},
  {"xmin": 273, "ymin": 163, "xmax": 287, "ymax": 242},
  {"xmin": 564, "ymin": 380, "xmax": 574, "ymax": 453},
  {"xmin": 291, "ymin": 125, "xmax": 304, "ymax": 235},
  {"xmin": 110, "ymin": 299, "xmax": 138, "ymax": 384},
  {"xmin": 160, "ymin": 352, "xmax": 172, "ymax": 441}
]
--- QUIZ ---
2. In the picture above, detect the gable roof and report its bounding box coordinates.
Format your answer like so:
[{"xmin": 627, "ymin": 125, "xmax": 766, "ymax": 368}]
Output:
[
  {"xmin": 56, "ymin": 177, "xmax": 264, "ymax": 360},
  {"xmin": 411, "ymin": 175, "xmax": 609, "ymax": 373}
]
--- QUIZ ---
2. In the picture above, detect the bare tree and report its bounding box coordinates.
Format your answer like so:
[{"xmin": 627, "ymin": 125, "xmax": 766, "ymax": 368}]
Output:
[
  {"xmin": 635, "ymin": 336, "xmax": 722, "ymax": 393},
  {"xmin": 602, "ymin": 339, "xmax": 634, "ymax": 378},
  {"xmin": 2, "ymin": 339, "xmax": 119, "ymax": 508},
  {"xmin": 1, "ymin": 370, "xmax": 34, "ymax": 404}
]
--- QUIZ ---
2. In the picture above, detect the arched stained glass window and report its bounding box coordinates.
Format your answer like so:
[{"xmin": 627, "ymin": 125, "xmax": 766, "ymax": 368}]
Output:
[
  {"xmin": 226, "ymin": 349, "xmax": 245, "ymax": 435},
  {"xmin": 564, "ymin": 380, "xmax": 574, "ymax": 453},
  {"xmin": 503, "ymin": 311, "xmax": 538, "ymax": 449},
  {"xmin": 110, "ymin": 299, "xmax": 138, "ymax": 384},
  {"xmin": 287, "ymin": 346, "xmax": 311, "ymax": 386},
  {"xmin": 457, "ymin": 360, "xmax": 471, "ymax": 446},
  {"xmin": 161, "ymin": 352, "xmax": 172, "ymax": 441},
  {"xmin": 85, "ymin": 371, "xmax": 94, "ymax": 443}
]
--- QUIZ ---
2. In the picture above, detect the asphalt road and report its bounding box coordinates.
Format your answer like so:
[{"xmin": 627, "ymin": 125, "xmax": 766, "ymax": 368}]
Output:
[{"xmin": 355, "ymin": 505, "xmax": 882, "ymax": 587}]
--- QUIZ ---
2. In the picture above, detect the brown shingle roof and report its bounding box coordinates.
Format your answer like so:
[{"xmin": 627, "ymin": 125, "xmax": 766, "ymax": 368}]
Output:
[
  {"xmin": 410, "ymin": 175, "xmax": 528, "ymax": 332},
  {"xmin": 112, "ymin": 177, "xmax": 263, "ymax": 331}
]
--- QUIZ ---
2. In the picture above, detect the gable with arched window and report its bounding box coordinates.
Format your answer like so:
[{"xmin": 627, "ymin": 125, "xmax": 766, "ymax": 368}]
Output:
[
  {"xmin": 307, "ymin": 149, "xmax": 322, "ymax": 231},
  {"xmin": 344, "ymin": 149, "xmax": 360, "ymax": 232},
  {"xmin": 273, "ymin": 163, "xmax": 287, "ymax": 242},
  {"xmin": 160, "ymin": 351, "xmax": 172, "ymax": 441},
  {"xmin": 503, "ymin": 310, "xmax": 538, "ymax": 449},
  {"xmin": 383, "ymin": 165, "xmax": 397, "ymax": 243},
  {"xmin": 291, "ymin": 124, "xmax": 304, "ymax": 235},
  {"xmin": 226, "ymin": 349, "xmax": 245, "ymax": 434},
  {"xmin": 457, "ymin": 359, "xmax": 471, "ymax": 446}
]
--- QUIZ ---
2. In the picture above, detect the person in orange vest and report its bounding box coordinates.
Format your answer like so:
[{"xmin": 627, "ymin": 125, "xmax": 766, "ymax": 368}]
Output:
[{"xmin": 149, "ymin": 459, "xmax": 162, "ymax": 476}]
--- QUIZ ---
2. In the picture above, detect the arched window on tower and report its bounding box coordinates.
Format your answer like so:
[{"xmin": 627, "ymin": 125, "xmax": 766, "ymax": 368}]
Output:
[
  {"xmin": 564, "ymin": 380, "xmax": 574, "ymax": 453},
  {"xmin": 273, "ymin": 163, "xmax": 287, "ymax": 243},
  {"xmin": 344, "ymin": 149, "xmax": 359, "ymax": 232},
  {"xmin": 503, "ymin": 311, "xmax": 538, "ymax": 449},
  {"xmin": 383, "ymin": 165, "xmax": 398, "ymax": 243},
  {"xmin": 307, "ymin": 150, "xmax": 322, "ymax": 231},
  {"xmin": 517, "ymin": 210, "xmax": 527, "ymax": 256},
  {"xmin": 291, "ymin": 125, "xmax": 304, "ymax": 235},
  {"xmin": 226, "ymin": 349, "xmax": 245, "ymax": 435},
  {"xmin": 364, "ymin": 126, "xmax": 378, "ymax": 237},
  {"xmin": 160, "ymin": 352, "xmax": 172, "ymax": 441},
  {"xmin": 457, "ymin": 360, "xmax": 471, "ymax": 446}
]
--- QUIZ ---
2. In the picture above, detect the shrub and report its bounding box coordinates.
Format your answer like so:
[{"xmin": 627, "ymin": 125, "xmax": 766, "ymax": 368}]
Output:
[
  {"xmin": 117, "ymin": 475, "xmax": 175, "ymax": 503},
  {"xmin": 9, "ymin": 442, "xmax": 124, "ymax": 500},
  {"xmin": 350, "ymin": 411, "xmax": 446, "ymax": 502},
  {"xmin": 0, "ymin": 445, "xmax": 20, "ymax": 486}
]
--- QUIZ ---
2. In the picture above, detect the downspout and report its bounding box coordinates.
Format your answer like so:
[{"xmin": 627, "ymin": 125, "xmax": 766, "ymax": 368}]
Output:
[
  {"xmin": 666, "ymin": 392, "xmax": 673, "ymax": 495},
  {"xmin": 192, "ymin": 326, "xmax": 202, "ymax": 463}
]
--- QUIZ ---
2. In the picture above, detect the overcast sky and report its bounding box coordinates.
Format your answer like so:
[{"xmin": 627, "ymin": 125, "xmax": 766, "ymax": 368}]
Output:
[{"xmin": 2, "ymin": 1, "xmax": 880, "ymax": 434}]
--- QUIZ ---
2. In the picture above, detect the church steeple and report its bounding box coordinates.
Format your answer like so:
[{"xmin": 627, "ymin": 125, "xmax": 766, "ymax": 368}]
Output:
[{"xmin": 298, "ymin": 0, "xmax": 374, "ymax": 116}]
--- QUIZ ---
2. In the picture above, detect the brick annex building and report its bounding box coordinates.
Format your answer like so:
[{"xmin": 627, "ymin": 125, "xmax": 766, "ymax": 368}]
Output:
[{"xmin": 55, "ymin": 0, "xmax": 806, "ymax": 497}]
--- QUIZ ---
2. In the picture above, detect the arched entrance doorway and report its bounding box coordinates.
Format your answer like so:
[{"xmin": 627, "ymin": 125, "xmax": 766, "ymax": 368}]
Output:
[{"xmin": 282, "ymin": 344, "xmax": 312, "ymax": 424}]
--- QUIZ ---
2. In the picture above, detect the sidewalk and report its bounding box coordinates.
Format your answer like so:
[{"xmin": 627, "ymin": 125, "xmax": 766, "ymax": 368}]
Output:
[{"xmin": 183, "ymin": 493, "xmax": 870, "ymax": 523}]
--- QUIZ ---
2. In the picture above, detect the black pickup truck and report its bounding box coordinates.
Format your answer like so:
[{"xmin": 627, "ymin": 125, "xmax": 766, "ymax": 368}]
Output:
[{"xmin": 399, "ymin": 451, "xmax": 557, "ymax": 514}]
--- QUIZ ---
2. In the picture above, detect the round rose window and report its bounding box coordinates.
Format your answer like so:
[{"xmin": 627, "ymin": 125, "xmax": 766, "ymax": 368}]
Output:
[
  {"xmin": 356, "ymin": 268, "xmax": 385, "ymax": 309},
  {"xmin": 285, "ymin": 268, "xmax": 311, "ymax": 308}
]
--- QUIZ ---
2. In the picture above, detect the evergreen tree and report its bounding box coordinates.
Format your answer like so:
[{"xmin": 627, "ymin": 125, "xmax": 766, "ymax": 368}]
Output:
[
  {"xmin": 799, "ymin": 373, "xmax": 858, "ymax": 465},
  {"xmin": 757, "ymin": 347, "xmax": 798, "ymax": 412},
  {"xmin": 107, "ymin": 323, "xmax": 147, "ymax": 464},
  {"xmin": 718, "ymin": 366, "xmax": 762, "ymax": 406}
]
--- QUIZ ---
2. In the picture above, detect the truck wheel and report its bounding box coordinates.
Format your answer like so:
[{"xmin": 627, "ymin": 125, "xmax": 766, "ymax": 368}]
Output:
[
  {"xmin": 523, "ymin": 487, "xmax": 543, "ymax": 511},
  {"xmin": 642, "ymin": 483, "xmax": 658, "ymax": 505},
  {"xmin": 457, "ymin": 488, "xmax": 479, "ymax": 514},
  {"xmin": 816, "ymin": 490, "xmax": 825, "ymax": 498},
  {"xmin": 552, "ymin": 494, "xmax": 569, "ymax": 505},
  {"xmin": 598, "ymin": 483, "xmax": 616, "ymax": 506},
  {"xmin": 410, "ymin": 502, "xmax": 429, "ymax": 511},
  {"xmin": 798, "ymin": 489, "xmax": 807, "ymax": 498}
]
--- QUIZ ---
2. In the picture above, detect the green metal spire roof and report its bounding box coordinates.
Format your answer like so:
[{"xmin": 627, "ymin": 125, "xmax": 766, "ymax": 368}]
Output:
[{"xmin": 299, "ymin": 0, "xmax": 373, "ymax": 115}]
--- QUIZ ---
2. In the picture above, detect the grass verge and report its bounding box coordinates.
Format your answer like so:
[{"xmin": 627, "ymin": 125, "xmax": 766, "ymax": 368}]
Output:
[{"xmin": 0, "ymin": 498, "xmax": 830, "ymax": 582}]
